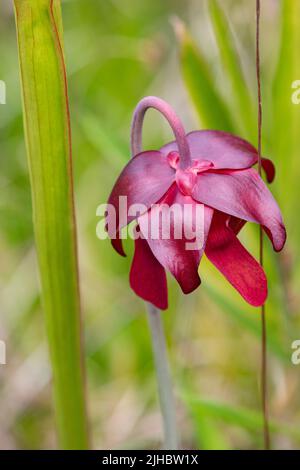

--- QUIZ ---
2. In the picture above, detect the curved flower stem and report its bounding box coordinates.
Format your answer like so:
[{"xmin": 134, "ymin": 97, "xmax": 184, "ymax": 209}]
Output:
[
  {"xmin": 146, "ymin": 303, "xmax": 178, "ymax": 449},
  {"xmin": 131, "ymin": 96, "xmax": 183, "ymax": 449},
  {"xmin": 131, "ymin": 96, "xmax": 191, "ymax": 169}
]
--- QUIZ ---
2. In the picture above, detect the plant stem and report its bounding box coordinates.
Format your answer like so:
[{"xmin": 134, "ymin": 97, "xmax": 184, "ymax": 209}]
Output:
[
  {"xmin": 131, "ymin": 97, "xmax": 182, "ymax": 448},
  {"xmin": 256, "ymin": 0, "xmax": 270, "ymax": 450},
  {"xmin": 14, "ymin": 0, "xmax": 89, "ymax": 449},
  {"xmin": 261, "ymin": 304, "xmax": 270, "ymax": 449},
  {"xmin": 131, "ymin": 96, "xmax": 191, "ymax": 169},
  {"xmin": 147, "ymin": 303, "xmax": 178, "ymax": 449}
]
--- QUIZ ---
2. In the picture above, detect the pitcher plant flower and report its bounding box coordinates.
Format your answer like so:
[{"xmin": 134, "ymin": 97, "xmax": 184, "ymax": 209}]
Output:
[{"xmin": 106, "ymin": 96, "xmax": 286, "ymax": 310}]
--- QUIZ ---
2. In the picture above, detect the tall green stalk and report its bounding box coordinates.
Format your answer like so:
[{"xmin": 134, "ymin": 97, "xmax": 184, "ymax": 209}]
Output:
[{"xmin": 14, "ymin": 0, "xmax": 89, "ymax": 449}]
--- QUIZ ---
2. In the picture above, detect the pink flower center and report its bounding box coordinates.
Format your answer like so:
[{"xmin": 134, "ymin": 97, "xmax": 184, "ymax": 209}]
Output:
[{"xmin": 167, "ymin": 151, "xmax": 214, "ymax": 196}]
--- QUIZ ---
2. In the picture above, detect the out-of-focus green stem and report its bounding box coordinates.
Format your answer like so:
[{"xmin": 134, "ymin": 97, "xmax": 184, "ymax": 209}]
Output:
[
  {"xmin": 209, "ymin": 0, "xmax": 255, "ymax": 141},
  {"xmin": 13, "ymin": 0, "xmax": 89, "ymax": 449},
  {"xmin": 147, "ymin": 304, "xmax": 178, "ymax": 449},
  {"xmin": 173, "ymin": 17, "xmax": 235, "ymax": 133}
]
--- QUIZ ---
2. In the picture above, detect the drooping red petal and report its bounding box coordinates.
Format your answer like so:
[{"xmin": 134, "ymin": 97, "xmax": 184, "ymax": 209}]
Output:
[
  {"xmin": 205, "ymin": 211, "xmax": 268, "ymax": 307},
  {"xmin": 107, "ymin": 150, "xmax": 175, "ymax": 256},
  {"xmin": 227, "ymin": 159, "xmax": 276, "ymax": 235},
  {"xmin": 161, "ymin": 130, "xmax": 258, "ymax": 170},
  {"xmin": 138, "ymin": 184, "xmax": 213, "ymax": 294},
  {"xmin": 228, "ymin": 216, "xmax": 246, "ymax": 235},
  {"xmin": 192, "ymin": 168, "xmax": 286, "ymax": 252},
  {"xmin": 261, "ymin": 158, "xmax": 275, "ymax": 183},
  {"xmin": 130, "ymin": 233, "xmax": 168, "ymax": 310}
]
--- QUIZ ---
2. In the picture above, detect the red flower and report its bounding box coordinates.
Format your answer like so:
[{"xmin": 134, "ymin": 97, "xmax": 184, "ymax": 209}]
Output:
[{"xmin": 106, "ymin": 97, "xmax": 286, "ymax": 310}]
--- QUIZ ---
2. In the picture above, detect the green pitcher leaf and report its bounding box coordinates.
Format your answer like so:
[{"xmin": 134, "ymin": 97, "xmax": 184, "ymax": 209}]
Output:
[{"xmin": 14, "ymin": 0, "xmax": 89, "ymax": 449}]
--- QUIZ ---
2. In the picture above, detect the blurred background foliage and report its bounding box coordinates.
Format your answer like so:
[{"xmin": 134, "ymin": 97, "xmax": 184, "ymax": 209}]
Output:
[{"xmin": 0, "ymin": 0, "xmax": 299, "ymax": 449}]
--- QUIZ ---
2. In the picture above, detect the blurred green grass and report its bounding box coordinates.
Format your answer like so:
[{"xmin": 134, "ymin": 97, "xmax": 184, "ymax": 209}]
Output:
[{"xmin": 0, "ymin": 0, "xmax": 299, "ymax": 449}]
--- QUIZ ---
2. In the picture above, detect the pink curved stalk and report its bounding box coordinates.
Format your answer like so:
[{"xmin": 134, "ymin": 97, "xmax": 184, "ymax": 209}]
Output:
[{"xmin": 131, "ymin": 96, "xmax": 191, "ymax": 169}]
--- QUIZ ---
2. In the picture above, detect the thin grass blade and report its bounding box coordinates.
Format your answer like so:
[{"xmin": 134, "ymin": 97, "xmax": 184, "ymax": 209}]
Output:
[
  {"xmin": 272, "ymin": 0, "xmax": 300, "ymax": 228},
  {"xmin": 208, "ymin": 0, "xmax": 255, "ymax": 140},
  {"xmin": 173, "ymin": 18, "xmax": 235, "ymax": 132}
]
